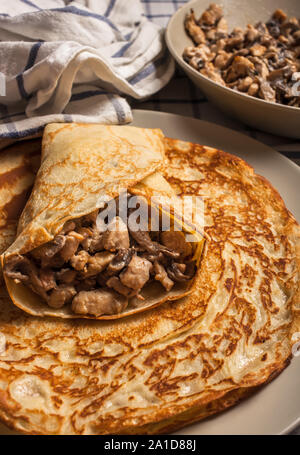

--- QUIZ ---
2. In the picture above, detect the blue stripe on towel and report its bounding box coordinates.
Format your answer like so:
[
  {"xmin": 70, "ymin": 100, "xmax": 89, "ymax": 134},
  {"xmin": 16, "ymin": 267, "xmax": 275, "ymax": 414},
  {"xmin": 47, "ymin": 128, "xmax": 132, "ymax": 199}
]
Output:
[
  {"xmin": 19, "ymin": 0, "xmax": 42, "ymax": 10},
  {"xmin": 24, "ymin": 41, "xmax": 43, "ymax": 71},
  {"xmin": 16, "ymin": 75, "xmax": 28, "ymax": 99},
  {"xmin": 107, "ymin": 94, "xmax": 126, "ymax": 123},
  {"xmin": 0, "ymin": 124, "xmax": 43, "ymax": 139},
  {"xmin": 70, "ymin": 90, "xmax": 107, "ymax": 102},
  {"xmin": 129, "ymin": 53, "xmax": 166, "ymax": 85},
  {"xmin": 124, "ymin": 31, "xmax": 133, "ymax": 40},
  {"xmin": 104, "ymin": 0, "xmax": 116, "ymax": 17},
  {"xmin": 112, "ymin": 39, "xmax": 135, "ymax": 58},
  {"xmin": 49, "ymin": 6, "xmax": 120, "ymax": 33},
  {"xmin": 16, "ymin": 41, "xmax": 43, "ymax": 99},
  {"xmin": 63, "ymin": 114, "xmax": 73, "ymax": 122}
]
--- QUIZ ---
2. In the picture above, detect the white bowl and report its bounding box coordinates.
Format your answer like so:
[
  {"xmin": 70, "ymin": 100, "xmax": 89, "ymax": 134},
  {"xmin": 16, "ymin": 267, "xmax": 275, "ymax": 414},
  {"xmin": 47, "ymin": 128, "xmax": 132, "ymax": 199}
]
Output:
[{"xmin": 166, "ymin": 0, "xmax": 300, "ymax": 138}]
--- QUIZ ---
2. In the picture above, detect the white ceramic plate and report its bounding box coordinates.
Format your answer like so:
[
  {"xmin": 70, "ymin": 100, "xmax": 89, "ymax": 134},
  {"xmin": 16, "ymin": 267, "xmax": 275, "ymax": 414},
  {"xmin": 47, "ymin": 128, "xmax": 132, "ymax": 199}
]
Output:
[{"xmin": 0, "ymin": 110, "xmax": 299, "ymax": 435}]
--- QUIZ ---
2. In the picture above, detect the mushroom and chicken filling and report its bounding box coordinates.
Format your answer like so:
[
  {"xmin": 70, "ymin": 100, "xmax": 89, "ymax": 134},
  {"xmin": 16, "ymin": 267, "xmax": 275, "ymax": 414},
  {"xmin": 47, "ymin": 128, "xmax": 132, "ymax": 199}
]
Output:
[
  {"xmin": 4, "ymin": 199, "xmax": 196, "ymax": 317},
  {"xmin": 183, "ymin": 4, "xmax": 300, "ymax": 107}
]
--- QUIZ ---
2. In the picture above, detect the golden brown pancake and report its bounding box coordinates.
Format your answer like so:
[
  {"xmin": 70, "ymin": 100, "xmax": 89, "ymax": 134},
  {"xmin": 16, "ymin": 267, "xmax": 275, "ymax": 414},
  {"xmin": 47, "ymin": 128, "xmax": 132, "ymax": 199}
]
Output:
[
  {"xmin": 0, "ymin": 136, "xmax": 298, "ymax": 434},
  {"xmin": 0, "ymin": 139, "xmax": 41, "ymax": 277}
]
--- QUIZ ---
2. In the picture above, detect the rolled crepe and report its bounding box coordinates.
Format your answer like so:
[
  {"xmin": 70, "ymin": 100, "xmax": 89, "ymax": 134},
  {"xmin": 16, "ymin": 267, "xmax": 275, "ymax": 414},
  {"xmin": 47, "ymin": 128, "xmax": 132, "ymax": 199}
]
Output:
[{"xmin": 2, "ymin": 123, "xmax": 204, "ymax": 319}]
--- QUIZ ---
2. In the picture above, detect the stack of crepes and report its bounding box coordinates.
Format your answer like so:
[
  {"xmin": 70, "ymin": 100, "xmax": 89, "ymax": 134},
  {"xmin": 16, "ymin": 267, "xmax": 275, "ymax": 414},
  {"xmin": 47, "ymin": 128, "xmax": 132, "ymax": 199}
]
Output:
[{"xmin": 0, "ymin": 123, "xmax": 298, "ymax": 434}]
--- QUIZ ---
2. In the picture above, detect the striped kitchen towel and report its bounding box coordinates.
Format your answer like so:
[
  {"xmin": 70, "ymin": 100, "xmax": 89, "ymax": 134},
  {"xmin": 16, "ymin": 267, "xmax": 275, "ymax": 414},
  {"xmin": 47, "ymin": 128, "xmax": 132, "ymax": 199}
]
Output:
[{"xmin": 0, "ymin": 0, "xmax": 174, "ymax": 139}]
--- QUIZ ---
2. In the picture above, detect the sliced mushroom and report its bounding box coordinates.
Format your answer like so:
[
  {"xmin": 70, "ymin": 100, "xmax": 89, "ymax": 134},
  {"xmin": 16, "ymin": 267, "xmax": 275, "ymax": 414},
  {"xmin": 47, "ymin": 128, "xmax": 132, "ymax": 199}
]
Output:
[{"xmin": 259, "ymin": 79, "xmax": 276, "ymax": 102}]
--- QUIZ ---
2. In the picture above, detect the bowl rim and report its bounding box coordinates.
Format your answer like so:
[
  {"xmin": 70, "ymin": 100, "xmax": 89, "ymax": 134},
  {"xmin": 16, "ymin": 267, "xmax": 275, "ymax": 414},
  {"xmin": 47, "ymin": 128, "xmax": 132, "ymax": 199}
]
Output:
[{"xmin": 165, "ymin": 0, "xmax": 300, "ymax": 114}]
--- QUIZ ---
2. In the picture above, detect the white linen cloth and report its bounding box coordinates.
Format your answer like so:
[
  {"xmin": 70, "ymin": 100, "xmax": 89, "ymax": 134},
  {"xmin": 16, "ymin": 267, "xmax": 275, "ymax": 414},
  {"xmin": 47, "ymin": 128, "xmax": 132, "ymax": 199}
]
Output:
[{"xmin": 0, "ymin": 0, "xmax": 174, "ymax": 138}]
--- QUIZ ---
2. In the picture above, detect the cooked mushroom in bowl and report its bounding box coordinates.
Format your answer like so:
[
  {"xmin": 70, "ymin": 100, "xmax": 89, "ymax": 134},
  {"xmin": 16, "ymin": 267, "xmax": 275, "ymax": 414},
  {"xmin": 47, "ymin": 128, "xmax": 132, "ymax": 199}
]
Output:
[
  {"xmin": 183, "ymin": 4, "xmax": 300, "ymax": 107},
  {"xmin": 166, "ymin": 0, "xmax": 300, "ymax": 137}
]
